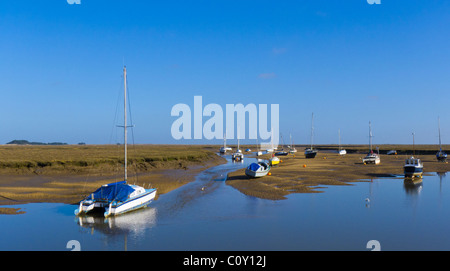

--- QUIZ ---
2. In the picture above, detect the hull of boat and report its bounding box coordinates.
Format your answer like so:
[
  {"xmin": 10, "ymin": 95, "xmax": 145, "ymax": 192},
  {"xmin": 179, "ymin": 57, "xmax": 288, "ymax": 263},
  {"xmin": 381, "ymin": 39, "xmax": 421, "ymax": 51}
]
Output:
[
  {"xmin": 105, "ymin": 189, "xmax": 156, "ymax": 217},
  {"xmin": 232, "ymin": 154, "xmax": 244, "ymax": 162},
  {"xmin": 363, "ymin": 156, "xmax": 380, "ymax": 164},
  {"xmin": 245, "ymin": 168, "xmax": 270, "ymax": 178},
  {"xmin": 305, "ymin": 151, "xmax": 317, "ymax": 159},
  {"xmin": 275, "ymin": 152, "xmax": 289, "ymax": 156},
  {"xmin": 339, "ymin": 150, "xmax": 347, "ymax": 155},
  {"xmin": 436, "ymin": 152, "xmax": 447, "ymax": 162},
  {"xmin": 75, "ymin": 201, "xmax": 109, "ymax": 215},
  {"xmin": 404, "ymin": 166, "xmax": 423, "ymax": 178}
]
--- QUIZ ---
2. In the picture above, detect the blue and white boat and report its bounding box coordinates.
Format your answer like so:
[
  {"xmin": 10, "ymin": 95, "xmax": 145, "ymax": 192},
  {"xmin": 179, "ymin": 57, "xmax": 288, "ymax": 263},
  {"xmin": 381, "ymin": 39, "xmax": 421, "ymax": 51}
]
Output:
[
  {"xmin": 245, "ymin": 161, "xmax": 271, "ymax": 178},
  {"xmin": 75, "ymin": 181, "xmax": 157, "ymax": 217},
  {"xmin": 404, "ymin": 157, "xmax": 423, "ymax": 178},
  {"xmin": 404, "ymin": 133, "xmax": 423, "ymax": 178},
  {"xmin": 75, "ymin": 66, "xmax": 157, "ymax": 217}
]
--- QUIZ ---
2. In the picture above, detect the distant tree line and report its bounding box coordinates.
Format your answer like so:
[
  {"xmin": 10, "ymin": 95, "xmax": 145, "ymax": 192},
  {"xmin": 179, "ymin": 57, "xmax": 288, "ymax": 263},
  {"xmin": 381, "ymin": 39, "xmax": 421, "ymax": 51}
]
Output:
[{"xmin": 6, "ymin": 140, "xmax": 68, "ymax": 146}]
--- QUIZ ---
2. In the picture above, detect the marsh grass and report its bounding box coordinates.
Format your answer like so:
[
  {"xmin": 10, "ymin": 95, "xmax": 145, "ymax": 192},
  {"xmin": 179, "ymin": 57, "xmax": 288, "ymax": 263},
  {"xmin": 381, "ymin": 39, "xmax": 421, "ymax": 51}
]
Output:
[{"xmin": 0, "ymin": 144, "xmax": 217, "ymax": 175}]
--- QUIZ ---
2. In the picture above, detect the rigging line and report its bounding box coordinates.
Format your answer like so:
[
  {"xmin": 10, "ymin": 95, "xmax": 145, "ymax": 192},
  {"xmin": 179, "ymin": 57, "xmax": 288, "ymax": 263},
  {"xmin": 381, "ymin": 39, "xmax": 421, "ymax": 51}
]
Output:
[
  {"xmin": 125, "ymin": 77, "xmax": 140, "ymax": 184},
  {"xmin": 109, "ymin": 74, "xmax": 124, "ymax": 145}
]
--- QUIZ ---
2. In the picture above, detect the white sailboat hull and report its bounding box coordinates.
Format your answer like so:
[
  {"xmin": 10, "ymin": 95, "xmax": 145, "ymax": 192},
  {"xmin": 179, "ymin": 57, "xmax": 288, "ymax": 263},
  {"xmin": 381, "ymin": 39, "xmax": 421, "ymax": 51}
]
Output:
[
  {"xmin": 105, "ymin": 189, "xmax": 156, "ymax": 217},
  {"xmin": 363, "ymin": 155, "xmax": 380, "ymax": 164},
  {"xmin": 245, "ymin": 168, "xmax": 270, "ymax": 178}
]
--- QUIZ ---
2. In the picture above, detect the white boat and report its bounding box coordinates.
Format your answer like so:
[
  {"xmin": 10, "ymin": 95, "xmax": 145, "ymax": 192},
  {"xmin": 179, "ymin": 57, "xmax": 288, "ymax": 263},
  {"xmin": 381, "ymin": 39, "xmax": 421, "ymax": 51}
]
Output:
[
  {"xmin": 75, "ymin": 66, "xmax": 157, "ymax": 217},
  {"xmin": 245, "ymin": 162, "xmax": 271, "ymax": 178},
  {"xmin": 231, "ymin": 133, "xmax": 244, "ymax": 162},
  {"xmin": 362, "ymin": 122, "xmax": 380, "ymax": 165},
  {"xmin": 387, "ymin": 150, "xmax": 397, "ymax": 155},
  {"xmin": 219, "ymin": 132, "xmax": 230, "ymax": 154},
  {"xmin": 338, "ymin": 129, "xmax": 346, "ymax": 156},
  {"xmin": 270, "ymin": 155, "xmax": 280, "ymax": 166},
  {"xmin": 232, "ymin": 150, "xmax": 244, "ymax": 162},
  {"xmin": 289, "ymin": 134, "xmax": 297, "ymax": 154},
  {"xmin": 305, "ymin": 113, "xmax": 318, "ymax": 159},
  {"xmin": 404, "ymin": 133, "xmax": 423, "ymax": 178}
]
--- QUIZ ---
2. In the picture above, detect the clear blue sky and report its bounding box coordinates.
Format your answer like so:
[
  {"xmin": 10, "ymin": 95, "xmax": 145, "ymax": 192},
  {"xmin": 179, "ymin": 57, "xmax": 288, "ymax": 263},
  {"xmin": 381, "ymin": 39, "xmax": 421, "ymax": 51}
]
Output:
[{"xmin": 1, "ymin": 0, "xmax": 449, "ymax": 145}]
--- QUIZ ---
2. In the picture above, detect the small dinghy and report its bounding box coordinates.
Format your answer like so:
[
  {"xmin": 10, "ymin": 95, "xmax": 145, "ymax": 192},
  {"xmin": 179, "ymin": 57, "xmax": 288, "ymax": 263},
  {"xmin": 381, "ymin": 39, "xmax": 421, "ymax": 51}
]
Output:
[{"xmin": 245, "ymin": 162, "xmax": 271, "ymax": 178}]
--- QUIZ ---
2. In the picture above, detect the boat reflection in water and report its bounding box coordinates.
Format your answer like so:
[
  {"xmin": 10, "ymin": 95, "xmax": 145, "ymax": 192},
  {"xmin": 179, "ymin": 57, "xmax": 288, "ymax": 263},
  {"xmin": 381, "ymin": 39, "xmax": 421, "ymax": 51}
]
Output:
[
  {"xmin": 77, "ymin": 206, "xmax": 157, "ymax": 238},
  {"xmin": 403, "ymin": 177, "xmax": 423, "ymax": 196}
]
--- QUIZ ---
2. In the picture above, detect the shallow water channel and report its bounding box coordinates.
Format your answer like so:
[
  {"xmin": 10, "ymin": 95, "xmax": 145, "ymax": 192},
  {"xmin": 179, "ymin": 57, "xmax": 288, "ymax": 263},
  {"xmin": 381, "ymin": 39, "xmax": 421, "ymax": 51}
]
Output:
[{"xmin": 1, "ymin": 155, "xmax": 450, "ymax": 251}]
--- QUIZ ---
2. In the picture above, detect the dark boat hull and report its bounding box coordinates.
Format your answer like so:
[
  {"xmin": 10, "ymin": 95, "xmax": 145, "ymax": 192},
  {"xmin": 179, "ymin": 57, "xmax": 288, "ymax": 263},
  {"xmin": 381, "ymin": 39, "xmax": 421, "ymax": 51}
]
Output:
[
  {"xmin": 305, "ymin": 150, "xmax": 317, "ymax": 159},
  {"xmin": 404, "ymin": 166, "xmax": 423, "ymax": 178},
  {"xmin": 436, "ymin": 151, "xmax": 447, "ymax": 162}
]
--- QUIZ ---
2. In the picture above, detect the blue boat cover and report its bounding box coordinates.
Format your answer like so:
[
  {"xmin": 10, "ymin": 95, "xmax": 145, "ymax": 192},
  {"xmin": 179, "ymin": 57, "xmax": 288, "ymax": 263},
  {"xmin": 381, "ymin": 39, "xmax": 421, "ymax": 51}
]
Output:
[
  {"xmin": 248, "ymin": 163, "xmax": 261, "ymax": 171},
  {"xmin": 87, "ymin": 181, "xmax": 135, "ymax": 202}
]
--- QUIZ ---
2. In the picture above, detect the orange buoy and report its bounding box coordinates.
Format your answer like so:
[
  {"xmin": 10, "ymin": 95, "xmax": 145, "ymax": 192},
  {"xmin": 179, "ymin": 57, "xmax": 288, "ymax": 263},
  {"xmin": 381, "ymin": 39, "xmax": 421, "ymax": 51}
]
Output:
[
  {"xmin": 303, "ymin": 164, "xmax": 307, "ymax": 168},
  {"xmin": 268, "ymin": 172, "xmax": 272, "ymax": 176}
]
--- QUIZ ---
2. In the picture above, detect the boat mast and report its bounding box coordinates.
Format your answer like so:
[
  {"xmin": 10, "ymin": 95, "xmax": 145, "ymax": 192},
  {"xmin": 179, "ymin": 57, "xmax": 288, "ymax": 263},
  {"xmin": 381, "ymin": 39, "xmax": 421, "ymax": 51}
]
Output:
[
  {"xmin": 338, "ymin": 129, "xmax": 341, "ymax": 151},
  {"xmin": 438, "ymin": 117, "xmax": 442, "ymax": 151},
  {"xmin": 369, "ymin": 121, "xmax": 373, "ymax": 153},
  {"xmin": 123, "ymin": 66, "xmax": 128, "ymax": 182},
  {"xmin": 412, "ymin": 132, "xmax": 415, "ymax": 156},
  {"xmin": 310, "ymin": 113, "xmax": 314, "ymax": 149}
]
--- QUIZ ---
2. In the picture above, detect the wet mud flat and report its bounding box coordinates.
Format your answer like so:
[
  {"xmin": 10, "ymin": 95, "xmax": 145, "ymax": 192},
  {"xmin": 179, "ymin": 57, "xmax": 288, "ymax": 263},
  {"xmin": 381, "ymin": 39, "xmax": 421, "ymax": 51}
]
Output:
[
  {"xmin": 226, "ymin": 152, "xmax": 450, "ymax": 200},
  {"xmin": 0, "ymin": 145, "xmax": 226, "ymax": 214}
]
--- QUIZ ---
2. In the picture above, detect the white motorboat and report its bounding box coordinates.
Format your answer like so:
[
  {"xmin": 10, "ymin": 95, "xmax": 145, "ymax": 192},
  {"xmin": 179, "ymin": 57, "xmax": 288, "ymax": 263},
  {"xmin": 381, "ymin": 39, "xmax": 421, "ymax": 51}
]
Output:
[
  {"xmin": 245, "ymin": 162, "xmax": 271, "ymax": 178},
  {"xmin": 75, "ymin": 66, "xmax": 157, "ymax": 217}
]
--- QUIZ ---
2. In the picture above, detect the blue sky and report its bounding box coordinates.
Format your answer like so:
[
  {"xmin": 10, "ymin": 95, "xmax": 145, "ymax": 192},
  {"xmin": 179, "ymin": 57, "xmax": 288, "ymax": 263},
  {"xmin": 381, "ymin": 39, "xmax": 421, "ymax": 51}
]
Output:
[{"xmin": 1, "ymin": 0, "xmax": 449, "ymax": 145}]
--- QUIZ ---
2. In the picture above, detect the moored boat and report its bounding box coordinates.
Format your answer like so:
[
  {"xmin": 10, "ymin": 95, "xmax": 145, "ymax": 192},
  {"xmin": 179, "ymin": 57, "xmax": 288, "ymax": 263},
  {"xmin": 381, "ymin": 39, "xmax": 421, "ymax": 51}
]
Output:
[
  {"xmin": 387, "ymin": 150, "xmax": 397, "ymax": 155},
  {"xmin": 404, "ymin": 157, "xmax": 423, "ymax": 178},
  {"xmin": 404, "ymin": 132, "xmax": 423, "ymax": 178},
  {"xmin": 362, "ymin": 121, "xmax": 380, "ymax": 165},
  {"xmin": 436, "ymin": 117, "xmax": 447, "ymax": 162},
  {"xmin": 231, "ymin": 135, "xmax": 244, "ymax": 162},
  {"xmin": 245, "ymin": 162, "xmax": 271, "ymax": 178},
  {"xmin": 75, "ymin": 66, "xmax": 157, "ymax": 217},
  {"xmin": 305, "ymin": 113, "xmax": 318, "ymax": 159},
  {"xmin": 338, "ymin": 129, "xmax": 346, "ymax": 156},
  {"xmin": 270, "ymin": 155, "xmax": 280, "ymax": 166}
]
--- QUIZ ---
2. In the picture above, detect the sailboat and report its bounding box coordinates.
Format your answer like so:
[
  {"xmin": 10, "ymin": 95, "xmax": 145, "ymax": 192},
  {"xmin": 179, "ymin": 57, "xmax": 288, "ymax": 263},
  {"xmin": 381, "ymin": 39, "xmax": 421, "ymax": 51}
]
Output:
[
  {"xmin": 231, "ymin": 130, "xmax": 244, "ymax": 162},
  {"xmin": 338, "ymin": 129, "xmax": 347, "ymax": 155},
  {"xmin": 289, "ymin": 134, "xmax": 297, "ymax": 154},
  {"xmin": 362, "ymin": 121, "xmax": 380, "ymax": 165},
  {"xmin": 275, "ymin": 134, "xmax": 289, "ymax": 156},
  {"xmin": 305, "ymin": 113, "xmax": 318, "ymax": 159},
  {"xmin": 219, "ymin": 132, "xmax": 232, "ymax": 154},
  {"xmin": 436, "ymin": 117, "xmax": 447, "ymax": 162},
  {"xmin": 75, "ymin": 66, "xmax": 157, "ymax": 217},
  {"xmin": 404, "ymin": 132, "xmax": 423, "ymax": 178}
]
